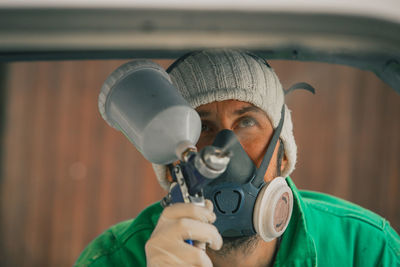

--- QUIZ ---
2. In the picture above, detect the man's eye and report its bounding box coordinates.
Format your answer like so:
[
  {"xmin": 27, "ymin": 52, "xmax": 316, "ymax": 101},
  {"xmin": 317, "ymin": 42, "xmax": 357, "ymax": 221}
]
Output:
[
  {"xmin": 201, "ymin": 123, "xmax": 211, "ymax": 132},
  {"xmin": 238, "ymin": 117, "xmax": 257, "ymax": 128}
]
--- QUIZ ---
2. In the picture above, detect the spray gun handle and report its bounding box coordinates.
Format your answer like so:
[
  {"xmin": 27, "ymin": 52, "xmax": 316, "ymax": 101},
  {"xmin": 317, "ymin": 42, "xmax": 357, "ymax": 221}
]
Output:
[
  {"xmin": 170, "ymin": 165, "xmax": 205, "ymax": 246},
  {"xmin": 165, "ymin": 146, "xmax": 231, "ymax": 248}
]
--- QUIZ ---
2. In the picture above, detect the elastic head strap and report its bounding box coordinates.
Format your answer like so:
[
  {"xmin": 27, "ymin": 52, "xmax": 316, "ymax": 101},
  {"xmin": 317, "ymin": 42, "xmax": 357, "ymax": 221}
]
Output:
[
  {"xmin": 252, "ymin": 105, "xmax": 285, "ymax": 188},
  {"xmin": 284, "ymin": 82, "xmax": 315, "ymax": 95}
]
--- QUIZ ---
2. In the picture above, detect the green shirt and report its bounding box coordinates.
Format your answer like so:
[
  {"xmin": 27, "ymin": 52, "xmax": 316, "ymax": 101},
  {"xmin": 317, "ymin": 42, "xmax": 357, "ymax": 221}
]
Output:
[{"xmin": 75, "ymin": 178, "xmax": 400, "ymax": 266}]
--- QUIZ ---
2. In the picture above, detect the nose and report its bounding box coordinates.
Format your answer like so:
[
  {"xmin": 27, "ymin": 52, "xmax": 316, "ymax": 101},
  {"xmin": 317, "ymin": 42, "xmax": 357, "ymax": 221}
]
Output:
[{"xmin": 196, "ymin": 121, "xmax": 233, "ymax": 150}]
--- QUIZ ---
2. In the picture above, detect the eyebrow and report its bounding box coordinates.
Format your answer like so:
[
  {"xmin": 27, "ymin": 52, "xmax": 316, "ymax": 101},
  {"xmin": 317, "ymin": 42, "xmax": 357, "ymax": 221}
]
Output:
[
  {"xmin": 197, "ymin": 106, "xmax": 263, "ymax": 118},
  {"xmin": 233, "ymin": 106, "xmax": 263, "ymax": 116},
  {"xmin": 198, "ymin": 111, "xmax": 211, "ymax": 117}
]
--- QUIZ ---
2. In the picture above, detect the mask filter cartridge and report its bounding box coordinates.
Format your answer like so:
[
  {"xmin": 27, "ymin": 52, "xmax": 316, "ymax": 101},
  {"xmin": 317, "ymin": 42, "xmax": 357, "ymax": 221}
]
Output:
[{"xmin": 253, "ymin": 177, "xmax": 293, "ymax": 242}]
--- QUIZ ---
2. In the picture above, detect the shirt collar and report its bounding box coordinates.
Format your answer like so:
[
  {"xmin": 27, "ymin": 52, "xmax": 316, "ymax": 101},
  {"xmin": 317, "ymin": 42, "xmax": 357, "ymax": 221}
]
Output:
[{"xmin": 274, "ymin": 177, "xmax": 317, "ymax": 266}]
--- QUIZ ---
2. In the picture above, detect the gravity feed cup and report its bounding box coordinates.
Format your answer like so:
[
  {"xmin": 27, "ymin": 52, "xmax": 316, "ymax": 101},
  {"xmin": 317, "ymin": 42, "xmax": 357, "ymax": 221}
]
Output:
[{"xmin": 98, "ymin": 60, "xmax": 201, "ymax": 165}]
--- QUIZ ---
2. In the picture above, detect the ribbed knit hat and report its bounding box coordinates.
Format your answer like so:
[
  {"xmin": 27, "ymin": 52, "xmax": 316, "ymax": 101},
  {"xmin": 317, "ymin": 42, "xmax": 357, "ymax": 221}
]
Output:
[{"xmin": 153, "ymin": 49, "xmax": 297, "ymax": 190}]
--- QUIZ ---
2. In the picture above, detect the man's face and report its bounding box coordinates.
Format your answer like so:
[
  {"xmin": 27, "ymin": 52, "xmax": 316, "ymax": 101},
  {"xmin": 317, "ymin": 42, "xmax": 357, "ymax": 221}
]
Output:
[{"xmin": 196, "ymin": 99, "xmax": 287, "ymax": 183}]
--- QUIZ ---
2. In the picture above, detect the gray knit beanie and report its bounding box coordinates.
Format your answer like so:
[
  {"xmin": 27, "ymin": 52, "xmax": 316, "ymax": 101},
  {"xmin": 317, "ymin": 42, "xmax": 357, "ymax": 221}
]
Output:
[{"xmin": 153, "ymin": 49, "xmax": 297, "ymax": 190}]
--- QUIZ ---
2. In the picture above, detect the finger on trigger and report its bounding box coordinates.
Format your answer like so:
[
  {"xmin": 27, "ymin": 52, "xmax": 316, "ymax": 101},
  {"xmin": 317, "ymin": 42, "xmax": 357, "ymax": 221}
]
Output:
[{"xmin": 204, "ymin": 199, "xmax": 214, "ymax": 211}]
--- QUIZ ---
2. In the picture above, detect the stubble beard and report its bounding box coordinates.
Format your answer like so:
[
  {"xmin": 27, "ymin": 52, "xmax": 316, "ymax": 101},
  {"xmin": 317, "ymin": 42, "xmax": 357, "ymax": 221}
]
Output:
[{"xmin": 212, "ymin": 234, "xmax": 261, "ymax": 257}]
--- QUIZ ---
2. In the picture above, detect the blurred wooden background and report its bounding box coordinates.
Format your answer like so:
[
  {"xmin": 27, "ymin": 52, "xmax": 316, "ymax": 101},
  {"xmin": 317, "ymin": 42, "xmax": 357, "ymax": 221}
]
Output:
[{"xmin": 0, "ymin": 59, "xmax": 399, "ymax": 267}]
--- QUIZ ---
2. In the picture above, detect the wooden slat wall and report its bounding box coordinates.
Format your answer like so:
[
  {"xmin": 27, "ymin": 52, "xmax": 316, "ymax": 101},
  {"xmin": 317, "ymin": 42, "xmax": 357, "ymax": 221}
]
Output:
[{"xmin": 0, "ymin": 59, "xmax": 399, "ymax": 267}]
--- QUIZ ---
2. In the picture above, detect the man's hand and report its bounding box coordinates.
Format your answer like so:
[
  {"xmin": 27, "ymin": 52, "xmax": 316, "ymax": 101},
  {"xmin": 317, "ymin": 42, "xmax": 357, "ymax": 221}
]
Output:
[{"xmin": 145, "ymin": 200, "xmax": 222, "ymax": 267}]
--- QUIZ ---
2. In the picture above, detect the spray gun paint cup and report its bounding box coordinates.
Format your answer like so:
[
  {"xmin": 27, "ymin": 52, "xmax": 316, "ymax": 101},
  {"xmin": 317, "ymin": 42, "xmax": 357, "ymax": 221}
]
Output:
[{"xmin": 98, "ymin": 60, "xmax": 201, "ymax": 165}]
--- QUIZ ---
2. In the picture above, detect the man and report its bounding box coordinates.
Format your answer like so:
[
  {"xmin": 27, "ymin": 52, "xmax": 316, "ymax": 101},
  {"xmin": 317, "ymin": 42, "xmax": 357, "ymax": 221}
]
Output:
[{"xmin": 75, "ymin": 49, "xmax": 400, "ymax": 266}]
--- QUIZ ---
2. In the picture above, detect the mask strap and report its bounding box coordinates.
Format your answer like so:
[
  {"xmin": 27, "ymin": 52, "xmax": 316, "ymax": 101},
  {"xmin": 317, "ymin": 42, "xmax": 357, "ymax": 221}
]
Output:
[
  {"xmin": 276, "ymin": 139, "xmax": 284, "ymax": 177},
  {"xmin": 251, "ymin": 83, "xmax": 314, "ymax": 188},
  {"xmin": 252, "ymin": 105, "xmax": 285, "ymax": 188}
]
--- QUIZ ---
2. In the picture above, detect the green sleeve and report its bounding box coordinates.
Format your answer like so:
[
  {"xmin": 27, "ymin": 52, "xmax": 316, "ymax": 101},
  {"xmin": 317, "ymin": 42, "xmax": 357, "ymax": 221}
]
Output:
[
  {"xmin": 74, "ymin": 203, "xmax": 163, "ymax": 267},
  {"xmin": 74, "ymin": 228, "xmax": 125, "ymax": 267},
  {"xmin": 74, "ymin": 222, "xmax": 154, "ymax": 267}
]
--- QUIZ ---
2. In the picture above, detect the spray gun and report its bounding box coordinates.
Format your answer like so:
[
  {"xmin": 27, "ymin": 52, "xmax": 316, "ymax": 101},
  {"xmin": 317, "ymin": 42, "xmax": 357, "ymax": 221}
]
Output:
[{"xmin": 98, "ymin": 60, "xmax": 231, "ymax": 209}]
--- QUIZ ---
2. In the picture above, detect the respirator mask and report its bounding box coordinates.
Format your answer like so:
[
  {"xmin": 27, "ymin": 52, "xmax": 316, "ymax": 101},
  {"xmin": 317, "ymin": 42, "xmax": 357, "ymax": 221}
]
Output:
[{"xmin": 202, "ymin": 106, "xmax": 293, "ymax": 242}]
